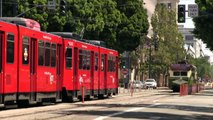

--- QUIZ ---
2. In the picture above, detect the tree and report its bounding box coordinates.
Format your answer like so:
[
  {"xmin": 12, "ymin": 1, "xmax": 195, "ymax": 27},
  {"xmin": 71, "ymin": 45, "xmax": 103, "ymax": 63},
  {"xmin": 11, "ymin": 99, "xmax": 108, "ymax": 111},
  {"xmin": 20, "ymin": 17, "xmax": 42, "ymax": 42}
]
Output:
[
  {"xmin": 17, "ymin": 0, "xmax": 49, "ymax": 30},
  {"xmin": 150, "ymin": 4, "xmax": 186, "ymax": 82},
  {"xmin": 2, "ymin": 0, "xmax": 17, "ymax": 17},
  {"xmin": 190, "ymin": 57, "xmax": 213, "ymax": 81},
  {"xmin": 116, "ymin": 0, "xmax": 149, "ymax": 52},
  {"xmin": 2, "ymin": 0, "xmax": 149, "ymax": 52},
  {"xmin": 193, "ymin": 0, "xmax": 213, "ymax": 50}
]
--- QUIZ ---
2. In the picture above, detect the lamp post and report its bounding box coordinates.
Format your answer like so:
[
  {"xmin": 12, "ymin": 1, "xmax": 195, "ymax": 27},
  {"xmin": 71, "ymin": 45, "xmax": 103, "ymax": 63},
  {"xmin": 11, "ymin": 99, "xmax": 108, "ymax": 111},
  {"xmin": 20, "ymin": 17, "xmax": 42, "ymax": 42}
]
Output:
[{"xmin": 148, "ymin": 42, "xmax": 151, "ymax": 78}]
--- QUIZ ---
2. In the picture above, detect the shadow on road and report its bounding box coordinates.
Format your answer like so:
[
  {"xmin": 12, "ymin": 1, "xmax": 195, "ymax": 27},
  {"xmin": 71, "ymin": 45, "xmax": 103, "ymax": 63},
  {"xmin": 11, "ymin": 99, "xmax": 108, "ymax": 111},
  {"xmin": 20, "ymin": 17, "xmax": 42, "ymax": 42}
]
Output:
[{"xmin": 53, "ymin": 102, "xmax": 213, "ymax": 120}]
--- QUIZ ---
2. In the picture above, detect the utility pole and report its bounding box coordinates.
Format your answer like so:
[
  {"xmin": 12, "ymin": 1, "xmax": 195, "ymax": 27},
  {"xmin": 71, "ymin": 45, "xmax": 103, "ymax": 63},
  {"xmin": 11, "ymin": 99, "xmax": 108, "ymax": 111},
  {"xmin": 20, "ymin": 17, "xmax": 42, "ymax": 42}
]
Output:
[
  {"xmin": 148, "ymin": 42, "xmax": 151, "ymax": 78},
  {"xmin": 0, "ymin": 0, "xmax": 2, "ymax": 17}
]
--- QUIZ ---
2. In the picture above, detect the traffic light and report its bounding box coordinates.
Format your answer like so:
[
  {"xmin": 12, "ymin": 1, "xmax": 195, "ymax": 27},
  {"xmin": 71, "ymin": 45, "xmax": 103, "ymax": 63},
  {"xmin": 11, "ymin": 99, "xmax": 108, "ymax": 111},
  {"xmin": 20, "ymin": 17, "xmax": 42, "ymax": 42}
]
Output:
[
  {"xmin": 178, "ymin": 5, "xmax": 185, "ymax": 23},
  {"xmin": 13, "ymin": 3, "xmax": 18, "ymax": 16},
  {"xmin": 120, "ymin": 59, "xmax": 126, "ymax": 69},
  {"xmin": 122, "ymin": 61, "xmax": 126, "ymax": 69},
  {"xmin": 60, "ymin": 0, "xmax": 66, "ymax": 15}
]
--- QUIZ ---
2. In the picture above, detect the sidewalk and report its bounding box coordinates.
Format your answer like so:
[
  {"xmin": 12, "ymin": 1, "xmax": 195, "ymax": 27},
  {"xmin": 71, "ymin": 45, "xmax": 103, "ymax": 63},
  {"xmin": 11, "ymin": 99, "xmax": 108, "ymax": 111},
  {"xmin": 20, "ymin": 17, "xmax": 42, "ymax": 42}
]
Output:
[
  {"xmin": 118, "ymin": 87, "xmax": 172, "ymax": 94},
  {"xmin": 165, "ymin": 87, "xmax": 213, "ymax": 106}
]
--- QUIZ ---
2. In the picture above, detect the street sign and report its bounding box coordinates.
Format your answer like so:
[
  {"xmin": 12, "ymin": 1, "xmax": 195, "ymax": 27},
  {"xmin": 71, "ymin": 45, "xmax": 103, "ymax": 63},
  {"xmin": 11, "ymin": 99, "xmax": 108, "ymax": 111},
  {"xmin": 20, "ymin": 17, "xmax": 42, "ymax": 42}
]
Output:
[
  {"xmin": 122, "ymin": 69, "xmax": 128, "ymax": 75},
  {"xmin": 47, "ymin": 0, "xmax": 56, "ymax": 10},
  {"xmin": 188, "ymin": 4, "xmax": 198, "ymax": 17}
]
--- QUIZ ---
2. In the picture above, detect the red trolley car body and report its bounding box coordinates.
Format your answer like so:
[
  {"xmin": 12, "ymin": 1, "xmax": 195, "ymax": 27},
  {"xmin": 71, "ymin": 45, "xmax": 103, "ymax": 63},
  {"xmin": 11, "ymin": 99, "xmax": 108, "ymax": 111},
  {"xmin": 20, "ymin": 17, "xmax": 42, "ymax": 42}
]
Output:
[{"xmin": 0, "ymin": 18, "xmax": 118, "ymax": 107}]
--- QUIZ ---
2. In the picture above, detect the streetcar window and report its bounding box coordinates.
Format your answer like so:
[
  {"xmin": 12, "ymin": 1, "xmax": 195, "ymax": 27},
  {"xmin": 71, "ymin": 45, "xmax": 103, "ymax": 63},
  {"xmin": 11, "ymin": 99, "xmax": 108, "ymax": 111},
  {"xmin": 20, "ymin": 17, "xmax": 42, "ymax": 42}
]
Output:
[
  {"xmin": 79, "ymin": 49, "xmax": 83, "ymax": 69},
  {"xmin": 101, "ymin": 54, "xmax": 105, "ymax": 71},
  {"xmin": 181, "ymin": 72, "xmax": 187, "ymax": 76},
  {"xmin": 7, "ymin": 34, "xmax": 14, "ymax": 63},
  {"xmin": 22, "ymin": 36, "xmax": 29, "ymax": 64},
  {"xmin": 87, "ymin": 51, "xmax": 91, "ymax": 70},
  {"xmin": 0, "ymin": 33, "xmax": 2, "ymax": 72},
  {"xmin": 112, "ymin": 56, "xmax": 116, "ymax": 72},
  {"xmin": 108, "ymin": 56, "xmax": 111, "ymax": 72},
  {"xmin": 83, "ymin": 50, "xmax": 87, "ymax": 70},
  {"xmin": 45, "ymin": 42, "xmax": 51, "ymax": 66},
  {"xmin": 38, "ymin": 40, "xmax": 44, "ymax": 66},
  {"xmin": 95, "ymin": 53, "xmax": 98, "ymax": 71},
  {"xmin": 108, "ymin": 56, "xmax": 115, "ymax": 72},
  {"xmin": 51, "ymin": 43, "xmax": 56, "ymax": 67},
  {"xmin": 173, "ymin": 72, "xmax": 180, "ymax": 76},
  {"xmin": 65, "ymin": 47, "xmax": 72, "ymax": 69}
]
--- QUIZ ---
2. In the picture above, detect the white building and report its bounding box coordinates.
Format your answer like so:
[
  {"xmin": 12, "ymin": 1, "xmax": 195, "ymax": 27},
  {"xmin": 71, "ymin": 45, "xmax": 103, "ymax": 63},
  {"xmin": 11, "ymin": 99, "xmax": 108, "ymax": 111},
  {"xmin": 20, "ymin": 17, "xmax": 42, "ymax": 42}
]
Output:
[{"xmin": 178, "ymin": 26, "xmax": 205, "ymax": 58}]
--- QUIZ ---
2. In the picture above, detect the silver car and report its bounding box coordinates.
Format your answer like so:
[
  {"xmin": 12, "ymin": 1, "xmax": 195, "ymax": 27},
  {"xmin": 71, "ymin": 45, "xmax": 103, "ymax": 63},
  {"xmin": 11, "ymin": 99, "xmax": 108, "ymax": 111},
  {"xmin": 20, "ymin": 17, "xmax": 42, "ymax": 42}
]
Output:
[
  {"xmin": 144, "ymin": 79, "xmax": 157, "ymax": 89},
  {"xmin": 133, "ymin": 80, "xmax": 145, "ymax": 89}
]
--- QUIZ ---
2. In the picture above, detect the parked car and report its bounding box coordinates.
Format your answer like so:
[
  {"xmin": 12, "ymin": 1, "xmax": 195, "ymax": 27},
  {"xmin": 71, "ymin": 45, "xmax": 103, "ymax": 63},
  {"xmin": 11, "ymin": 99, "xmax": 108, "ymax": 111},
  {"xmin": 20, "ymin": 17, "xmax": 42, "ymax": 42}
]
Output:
[
  {"xmin": 133, "ymin": 80, "xmax": 145, "ymax": 89},
  {"xmin": 144, "ymin": 79, "xmax": 157, "ymax": 89}
]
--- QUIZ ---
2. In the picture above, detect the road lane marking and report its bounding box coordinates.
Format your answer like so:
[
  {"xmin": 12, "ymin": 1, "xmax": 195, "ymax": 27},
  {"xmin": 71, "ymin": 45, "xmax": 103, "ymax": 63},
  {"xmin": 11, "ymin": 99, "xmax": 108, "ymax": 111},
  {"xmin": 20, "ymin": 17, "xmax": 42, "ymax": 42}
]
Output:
[{"xmin": 94, "ymin": 103, "xmax": 161, "ymax": 120}]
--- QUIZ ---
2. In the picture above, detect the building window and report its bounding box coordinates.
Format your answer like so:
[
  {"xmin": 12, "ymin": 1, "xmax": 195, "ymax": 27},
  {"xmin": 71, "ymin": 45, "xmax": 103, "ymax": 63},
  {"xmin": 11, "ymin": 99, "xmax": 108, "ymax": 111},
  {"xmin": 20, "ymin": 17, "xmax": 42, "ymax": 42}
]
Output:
[{"xmin": 185, "ymin": 35, "xmax": 194, "ymax": 41}]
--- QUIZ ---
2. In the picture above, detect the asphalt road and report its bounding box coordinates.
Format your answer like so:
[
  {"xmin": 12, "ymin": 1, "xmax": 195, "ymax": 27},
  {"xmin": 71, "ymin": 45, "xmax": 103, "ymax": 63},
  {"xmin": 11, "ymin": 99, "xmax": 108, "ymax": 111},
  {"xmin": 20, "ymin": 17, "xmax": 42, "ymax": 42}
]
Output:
[{"xmin": 0, "ymin": 88, "xmax": 212, "ymax": 120}]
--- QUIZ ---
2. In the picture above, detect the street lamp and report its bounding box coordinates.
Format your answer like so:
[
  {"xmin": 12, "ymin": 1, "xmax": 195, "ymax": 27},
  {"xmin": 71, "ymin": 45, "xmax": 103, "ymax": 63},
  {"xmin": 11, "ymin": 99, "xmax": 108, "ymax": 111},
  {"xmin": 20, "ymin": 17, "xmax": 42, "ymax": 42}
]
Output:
[{"xmin": 148, "ymin": 41, "xmax": 152, "ymax": 79}]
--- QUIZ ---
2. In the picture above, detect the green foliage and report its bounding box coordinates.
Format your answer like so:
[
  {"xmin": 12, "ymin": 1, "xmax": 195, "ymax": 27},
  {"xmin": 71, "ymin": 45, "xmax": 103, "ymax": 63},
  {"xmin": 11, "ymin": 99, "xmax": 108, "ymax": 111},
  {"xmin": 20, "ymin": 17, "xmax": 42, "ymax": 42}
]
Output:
[
  {"xmin": 116, "ymin": 0, "xmax": 149, "ymax": 52},
  {"xmin": 2, "ymin": 0, "xmax": 16, "ymax": 17},
  {"xmin": 190, "ymin": 57, "xmax": 213, "ymax": 79},
  {"xmin": 151, "ymin": 4, "xmax": 186, "ymax": 75},
  {"xmin": 16, "ymin": 0, "xmax": 49, "ymax": 30},
  {"xmin": 194, "ymin": 0, "xmax": 213, "ymax": 50},
  {"xmin": 2, "ymin": 0, "xmax": 149, "ymax": 52}
]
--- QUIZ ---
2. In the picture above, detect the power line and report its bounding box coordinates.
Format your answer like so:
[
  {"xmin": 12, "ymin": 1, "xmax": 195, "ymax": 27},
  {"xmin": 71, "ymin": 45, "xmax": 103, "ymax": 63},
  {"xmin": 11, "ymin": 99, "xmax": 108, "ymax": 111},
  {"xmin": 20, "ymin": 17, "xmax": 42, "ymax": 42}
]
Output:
[{"xmin": 0, "ymin": 1, "xmax": 145, "ymax": 8}]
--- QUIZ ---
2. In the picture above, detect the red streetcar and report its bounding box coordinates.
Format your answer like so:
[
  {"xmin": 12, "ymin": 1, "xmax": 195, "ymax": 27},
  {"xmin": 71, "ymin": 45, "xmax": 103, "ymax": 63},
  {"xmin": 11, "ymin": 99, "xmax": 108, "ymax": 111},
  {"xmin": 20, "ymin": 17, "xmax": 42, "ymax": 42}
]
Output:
[{"xmin": 0, "ymin": 18, "xmax": 118, "ymax": 108}]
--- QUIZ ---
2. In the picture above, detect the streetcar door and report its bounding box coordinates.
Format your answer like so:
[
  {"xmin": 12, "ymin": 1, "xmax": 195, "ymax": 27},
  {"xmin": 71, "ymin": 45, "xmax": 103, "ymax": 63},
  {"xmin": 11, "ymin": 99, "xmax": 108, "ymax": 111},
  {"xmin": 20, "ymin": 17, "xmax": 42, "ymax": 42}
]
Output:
[
  {"xmin": 90, "ymin": 51, "xmax": 94, "ymax": 95},
  {"xmin": 30, "ymin": 39, "xmax": 37, "ymax": 101},
  {"xmin": 104, "ymin": 54, "xmax": 107, "ymax": 93},
  {"xmin": 73, "ymin": 47, "xmax": 78, "ymax": 93},
  {"xmin": 0, "ymin": 32, "xmax": 3, "ymax": 104},
  {"xmin": 56, "ymin": 44, "xmax": 62, "ymax": 101}
]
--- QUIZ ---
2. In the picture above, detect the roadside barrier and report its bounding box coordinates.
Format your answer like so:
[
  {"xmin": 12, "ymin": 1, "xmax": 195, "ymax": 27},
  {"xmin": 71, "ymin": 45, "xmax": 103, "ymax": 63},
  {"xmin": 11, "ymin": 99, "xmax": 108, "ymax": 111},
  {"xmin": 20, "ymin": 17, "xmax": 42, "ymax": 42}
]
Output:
[
  {"xmin": 180, "ymin": 83, "xmax": 205, "ymax": 96},
  {"xmin": 180, "ymin": 84, "xmax": 188, "ymax": 96},
  {"xmin": 129, "ymin": 82, "xmax": 134, "ymax": 96},
  {"xmin": 81, "ymin": 85, "xmax": 85, "ymax": 103}
]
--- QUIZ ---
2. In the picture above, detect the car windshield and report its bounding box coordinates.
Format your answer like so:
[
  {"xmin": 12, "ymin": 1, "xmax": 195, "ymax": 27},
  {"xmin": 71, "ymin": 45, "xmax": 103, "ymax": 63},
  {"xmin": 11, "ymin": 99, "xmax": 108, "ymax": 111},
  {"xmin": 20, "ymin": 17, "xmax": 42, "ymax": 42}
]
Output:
[
  {"xmin": 134, "ymin": 81, "xmax": 141, "ymax": 84},
  {"xmin": 146, "ymin": 79, "xmax": 155, "ymax": 82}
]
